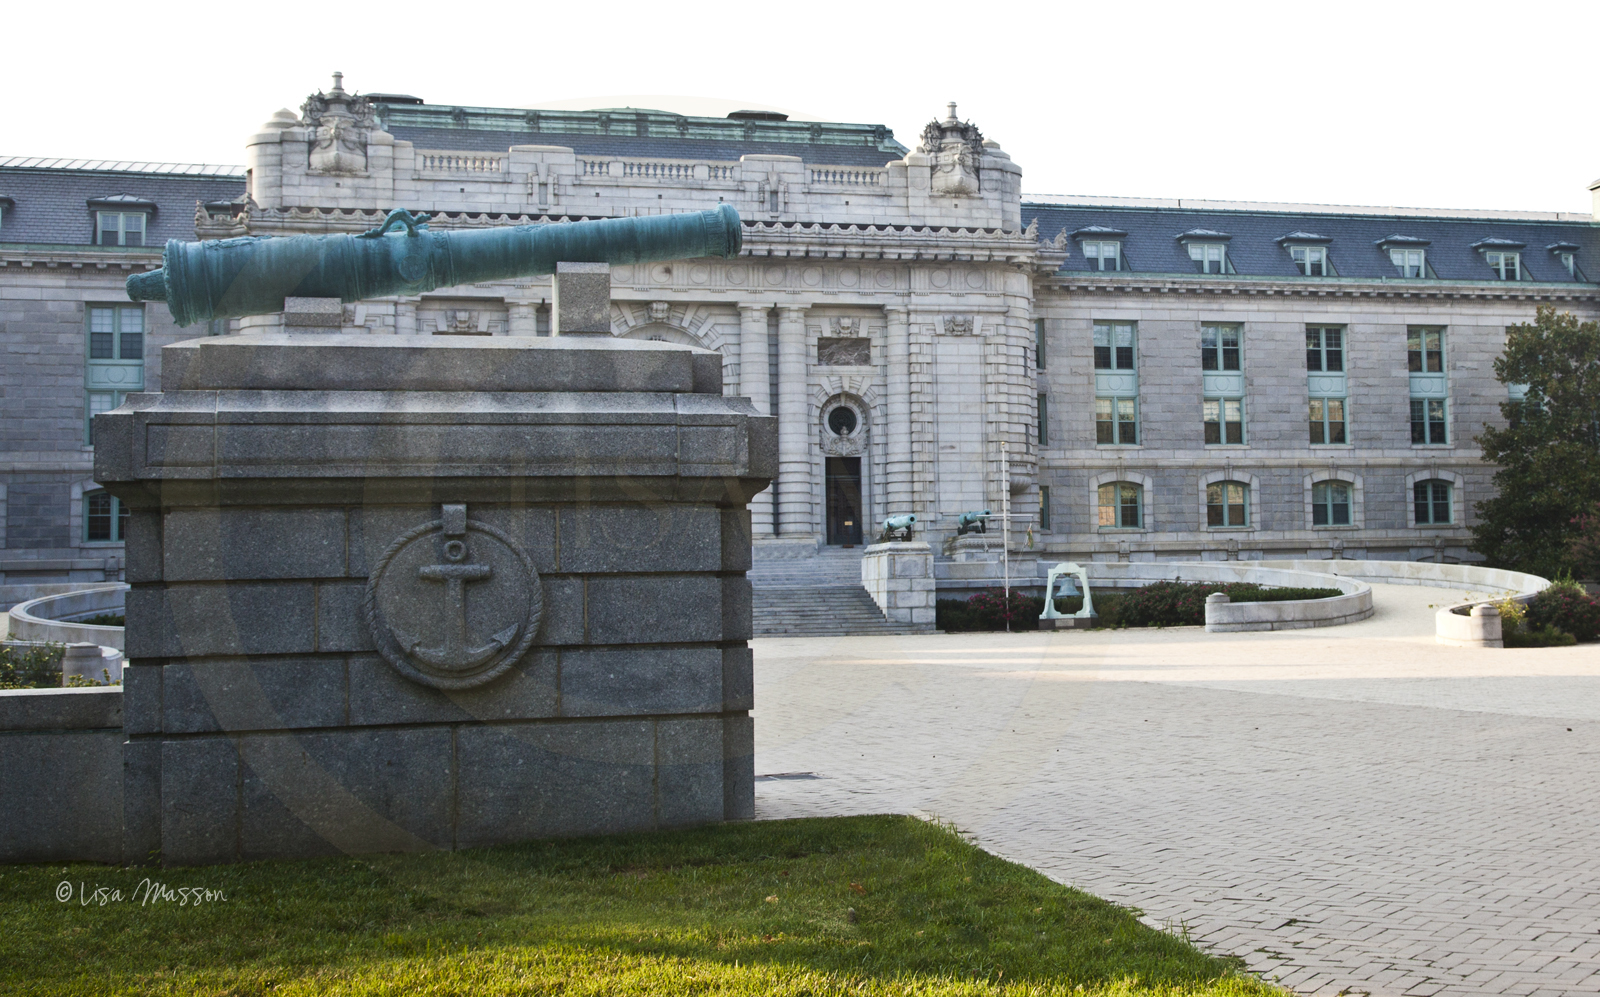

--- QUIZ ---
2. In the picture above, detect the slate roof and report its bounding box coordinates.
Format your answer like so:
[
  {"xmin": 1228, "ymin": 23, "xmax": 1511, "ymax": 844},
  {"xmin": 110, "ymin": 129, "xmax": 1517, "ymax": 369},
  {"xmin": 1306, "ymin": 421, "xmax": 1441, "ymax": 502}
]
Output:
[
  {"xmin": 374, "ymin": 102, "xmax": 908, "ymax": 168},
  {"xmin": 0, "ymin": 163, "xmax": 246, "ymax": 246},
  {"xmin": 1025, "ymin": 202, "xmax": 1600, "ymax": 283}
]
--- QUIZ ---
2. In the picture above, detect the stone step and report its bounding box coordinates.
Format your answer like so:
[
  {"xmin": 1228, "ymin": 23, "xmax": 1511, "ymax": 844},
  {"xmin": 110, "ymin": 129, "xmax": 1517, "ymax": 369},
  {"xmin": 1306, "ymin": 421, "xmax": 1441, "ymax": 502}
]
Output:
[{"xmin": 751, "ymin": 584, "xmax": 929, "ymax": 638}]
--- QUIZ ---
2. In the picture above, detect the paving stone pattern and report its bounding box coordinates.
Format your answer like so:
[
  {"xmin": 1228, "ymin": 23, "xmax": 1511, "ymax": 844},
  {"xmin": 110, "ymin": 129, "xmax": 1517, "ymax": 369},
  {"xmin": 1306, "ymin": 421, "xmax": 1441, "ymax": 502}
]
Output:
[{"xmin": 752, "ymin": 583, "xmax": 1600, "ymax": 996}]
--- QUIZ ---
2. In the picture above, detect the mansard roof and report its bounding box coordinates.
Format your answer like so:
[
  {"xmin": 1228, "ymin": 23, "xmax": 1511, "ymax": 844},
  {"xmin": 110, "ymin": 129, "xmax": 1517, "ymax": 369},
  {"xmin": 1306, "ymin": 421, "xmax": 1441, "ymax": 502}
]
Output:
[
  {"xmin": 371, "ymin": 101, "xmax": 908, "ymax": 167},
  {"xmin": 1025, "ymin": 198, "xmax": 1600, "ymax": 283},
  {"xmin": 0, "ymin": 160, "xmax": 245, "ymax": 246}
]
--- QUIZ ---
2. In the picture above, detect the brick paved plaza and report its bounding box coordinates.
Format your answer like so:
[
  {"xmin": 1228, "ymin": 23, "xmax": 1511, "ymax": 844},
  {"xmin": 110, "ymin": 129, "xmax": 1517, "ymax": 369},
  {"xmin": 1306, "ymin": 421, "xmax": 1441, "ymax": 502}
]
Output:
[{"xmin": 753, "ymin": 582, "xmax": 1600, "ymax": 997}]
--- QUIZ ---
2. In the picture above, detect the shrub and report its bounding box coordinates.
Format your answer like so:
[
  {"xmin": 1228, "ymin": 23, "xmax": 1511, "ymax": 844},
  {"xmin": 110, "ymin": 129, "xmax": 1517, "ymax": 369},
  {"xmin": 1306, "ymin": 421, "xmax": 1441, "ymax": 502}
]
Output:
[
  {"xmin": 966, "ymin": 588, "xmax": 1043, "ymax": 630},
  {"xmin": 79, "ymin": 613, "xmax": 124, "ymax": 627},
  {"xmin": 1505, "ymin": 623, "xmax": 1577, "ymax": 648},
  {"xmin": 0, "ymin": 643, "xmax": 65, "ymax": 689},
  {"xmin": 1524, "ymin": 580, "xmax": 1600, "ymax": 642}
]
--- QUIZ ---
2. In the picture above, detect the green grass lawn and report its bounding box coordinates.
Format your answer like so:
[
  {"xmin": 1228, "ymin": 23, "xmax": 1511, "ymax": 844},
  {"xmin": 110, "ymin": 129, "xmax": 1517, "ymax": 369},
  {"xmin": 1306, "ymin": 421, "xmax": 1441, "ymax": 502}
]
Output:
[{"xmin": 0, "ymin": 815, "xmax": 1279, "ymax": 996}]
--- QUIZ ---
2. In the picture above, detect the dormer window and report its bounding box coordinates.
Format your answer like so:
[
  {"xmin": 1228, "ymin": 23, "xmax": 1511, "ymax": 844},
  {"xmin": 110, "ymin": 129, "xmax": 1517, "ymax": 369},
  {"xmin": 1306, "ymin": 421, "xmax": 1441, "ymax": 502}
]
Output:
[
  {"xmin": 88, "ymin": 194, "xmax": 157, "ymax": 248},
  {"xmin": 1278, "ymin": 232, "xmax": 1335, "ymax": 277},
  {"xmin": 1188, "ymin": 243, "xmax": 1230, "ymax": 274},
  {"xmin": 1083, "ymin": 241, "xmax": 1123, "ymax": 271},
  {"xmin": 1072, "ymin": 226, "xmax": 1128, "ymax": 272},
  {"xmin": 1473, "ymin": 238, "xmax": 1527, "ymax": 281},
  {"xmin": 1377, "ymin": 236, "xmax": 1433, "ymax": 278},
  {"xmin": 1177, "ymin": 229, "xmax": 1233, "ymax": 274},
  {"xmin": 1548, "ymin": 242, "xmax": 1587, "ymax": 281},
  {"xmin": 1292, "ymin": 245, "xmax": 1329, "ymax": 276},
  {"xmin": 1484, "ymin": 251, "xmax": 1520, "ymax": 280}
]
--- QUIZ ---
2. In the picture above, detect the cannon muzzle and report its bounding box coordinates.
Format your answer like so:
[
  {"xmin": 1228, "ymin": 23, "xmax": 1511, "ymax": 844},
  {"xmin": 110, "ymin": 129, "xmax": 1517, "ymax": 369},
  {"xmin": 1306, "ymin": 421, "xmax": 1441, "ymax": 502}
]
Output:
[{"xmin": 127, "ymin": 205, "xmax": 743, "ymax": 327}]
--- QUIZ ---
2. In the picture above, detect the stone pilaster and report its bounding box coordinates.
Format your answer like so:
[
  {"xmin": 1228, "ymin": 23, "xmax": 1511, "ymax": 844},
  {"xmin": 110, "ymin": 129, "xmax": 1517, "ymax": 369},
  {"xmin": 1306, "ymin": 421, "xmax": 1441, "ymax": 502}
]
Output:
[
  {"xmin": 885, "ymin": 305, "xmax": 912, "ymax": 518},
  {"xmin": 740, "ymin": 303, "xmax": 775, "ymax": 537},
  {"xmin": 776, "ymin": 305, "xmax": 813, "ymax": 537}
]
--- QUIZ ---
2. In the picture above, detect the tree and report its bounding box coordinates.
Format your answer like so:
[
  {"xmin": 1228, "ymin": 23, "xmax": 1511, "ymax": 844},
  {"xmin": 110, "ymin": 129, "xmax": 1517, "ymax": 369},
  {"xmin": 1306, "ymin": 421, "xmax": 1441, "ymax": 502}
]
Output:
[{"xmin": 1471, "ymin": 307, "xmax": 1600, "ymax": 577}]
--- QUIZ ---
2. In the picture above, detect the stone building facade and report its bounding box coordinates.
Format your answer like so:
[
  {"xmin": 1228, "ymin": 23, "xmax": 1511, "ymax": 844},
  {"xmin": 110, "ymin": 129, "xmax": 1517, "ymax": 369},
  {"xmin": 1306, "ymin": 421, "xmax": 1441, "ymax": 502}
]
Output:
[
  {"xmin": 0, "ymin": 157, "xmax": 245, "ymax": 599},
  {"xmin": 3, "ymin": 74, "xmax": 1599, "ymax": 594}
]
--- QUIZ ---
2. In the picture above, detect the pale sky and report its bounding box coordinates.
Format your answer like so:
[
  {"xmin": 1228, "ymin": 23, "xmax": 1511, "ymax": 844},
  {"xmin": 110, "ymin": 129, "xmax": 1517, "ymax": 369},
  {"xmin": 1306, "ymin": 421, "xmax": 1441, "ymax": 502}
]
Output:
[{"xmin": 5, "ymin": 0, "xmax": 1596, "ymax": 215}]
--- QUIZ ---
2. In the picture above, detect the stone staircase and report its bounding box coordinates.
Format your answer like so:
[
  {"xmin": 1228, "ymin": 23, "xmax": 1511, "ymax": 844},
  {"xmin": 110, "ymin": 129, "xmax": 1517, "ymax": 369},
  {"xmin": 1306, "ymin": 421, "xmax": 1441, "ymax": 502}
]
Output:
[{"xmin": 749, "ymin": 545, "xmax": 929, "ymax": 637}]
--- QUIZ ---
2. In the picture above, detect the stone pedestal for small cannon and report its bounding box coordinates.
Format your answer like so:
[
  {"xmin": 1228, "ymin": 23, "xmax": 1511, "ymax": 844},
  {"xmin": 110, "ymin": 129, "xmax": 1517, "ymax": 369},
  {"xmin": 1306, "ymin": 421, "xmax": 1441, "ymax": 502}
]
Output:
[{"xmin": 97, "ymin": 209, "xmax": 774, "ymax": 866}]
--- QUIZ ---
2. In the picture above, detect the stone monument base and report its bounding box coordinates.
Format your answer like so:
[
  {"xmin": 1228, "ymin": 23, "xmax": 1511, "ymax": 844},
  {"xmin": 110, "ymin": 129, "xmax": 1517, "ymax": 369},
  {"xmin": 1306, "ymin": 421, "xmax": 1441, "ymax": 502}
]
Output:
[{"xmin": 1039, "ymin": 616, "xmax": 1097, "ymax": 630}]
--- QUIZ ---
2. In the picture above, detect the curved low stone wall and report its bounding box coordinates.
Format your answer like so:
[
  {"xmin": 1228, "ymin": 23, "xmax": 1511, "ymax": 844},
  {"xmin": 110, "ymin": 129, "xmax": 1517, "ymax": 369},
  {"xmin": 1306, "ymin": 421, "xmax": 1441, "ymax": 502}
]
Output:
[
  {"xmin": 1253, "ymin": 560, "xmax": 1549, "ymax": 647},
  {"xmin": 1076, "ymin": 561, "xmax": 1373, "ymax": 633},
  {"xmin": 6, "ymin": 584, "xmax": 128, "ymax": 652}
]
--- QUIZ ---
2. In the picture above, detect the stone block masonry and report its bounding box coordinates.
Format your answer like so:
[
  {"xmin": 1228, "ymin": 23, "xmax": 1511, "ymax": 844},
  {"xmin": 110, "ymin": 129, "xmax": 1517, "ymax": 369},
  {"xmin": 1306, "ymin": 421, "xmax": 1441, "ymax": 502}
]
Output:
[{"xmin": 93, "ymin": 333, "xmax": 774, "ymax": 866}]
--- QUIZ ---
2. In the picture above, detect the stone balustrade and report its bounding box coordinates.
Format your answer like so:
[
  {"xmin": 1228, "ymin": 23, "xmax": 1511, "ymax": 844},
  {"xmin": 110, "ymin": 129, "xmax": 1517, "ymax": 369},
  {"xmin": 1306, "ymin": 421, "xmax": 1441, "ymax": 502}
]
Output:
[{"xmin": 417, "ymin": 151, "xmax": 507, "ymax": 174}]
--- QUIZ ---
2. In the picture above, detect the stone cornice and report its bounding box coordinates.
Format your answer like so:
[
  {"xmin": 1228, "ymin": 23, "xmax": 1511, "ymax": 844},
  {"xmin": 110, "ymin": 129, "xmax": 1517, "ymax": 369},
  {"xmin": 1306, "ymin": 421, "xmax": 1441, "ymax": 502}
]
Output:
[
  {"xmin": 1046, "ymin": 271, "xmax": 1600, "ymax": 303},
  {"xmin": 0, "ymin": 244, "xmax": 161, "ymax": 270}
]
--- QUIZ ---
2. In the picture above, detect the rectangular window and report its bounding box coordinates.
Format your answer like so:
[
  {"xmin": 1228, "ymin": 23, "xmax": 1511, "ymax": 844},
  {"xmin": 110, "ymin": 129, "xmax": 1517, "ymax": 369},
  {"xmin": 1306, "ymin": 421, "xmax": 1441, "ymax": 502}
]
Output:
[
  {"xmin": 1207, "ymin": 481, "xmax": 1248, "ymax": 527},
  {"xmin": 1309, "ymin": 397, "xmax": 1347, "ymax": 445},
  {"xmin": 1039, "ymin": 486, "xmax": 1051, "ymax": 531},
  {"xmin": 1092, "ymin": 321, "xmax": 1136, "ymax": 370},
  {"xmin": 96, "ymin": 211, "xmax": 146, "ymax": 247},
  {"xmin": 1037, "ymin": 393, "xmax": 1049, "ymax": 447},
  {"xmin": 1188, "ymin": 243, "xmax": 1232, "ymax": 274},
  {"xmin": 1407, "ymin": 328, "xmax": 1444, "ymax": 373},
  {"xmin": 1484, "ymin": 251, "xmax": 1521, "ymax": 280},
  {"xmin": 1312, "ymin": 481, "xmax": 1352, "ymax": 526},
  {"xmin": 1095, "ymin": 396, "xmax": 1138, "ymax": 445},
  {"xmin": 1203, "ymin": 398, "xmax": 1244, "ymax": 445},
  {"xmin": 1201, "ymin": 324, "xmax": 1241, "ymax": 371},
  {"xmin": 1410, "ymin": 398, "xmax": 1448, "ymax": 444},
  {"xmin": 1306, "ymin": 326, "xmax": 1344, "ymax": 372},
  {"xmin": 84, "ymin": 490, "xmax": 129, "ymax": 542},
  {"xmin": 1390, "ymin": 247, "xmax": 1428, "ymax": 278},
  {"xmin": 1291, "ymin": 245, "xmax": 1332, "ymax": 276},
  {"xmin": 1097, "ymin": 482, "xmax": 1142, "ymax": 529},
  {"xmin": 85, "ymin": 305, "xmax": 145, "ymax": 445},
  {"xmin": 1414, "ymin": 480, "xmax": 1452, "ymax": 525},
  {"xmin": 1083, "ymin": 241, "xmax": 1122, "ymax": 271},
  {"xmin": 1034, "ymin": 318, "xmax": 1046, "ymax": 369},
  {"xmin": 1558, "ymin": 251, "xmax": 1586, "ymax": 280}
]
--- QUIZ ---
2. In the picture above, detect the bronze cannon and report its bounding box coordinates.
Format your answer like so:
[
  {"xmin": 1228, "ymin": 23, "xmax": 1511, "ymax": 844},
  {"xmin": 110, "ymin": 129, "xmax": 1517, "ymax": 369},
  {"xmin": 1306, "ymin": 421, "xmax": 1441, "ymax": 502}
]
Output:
[{"xmin": 126, "ymin": 205, "xmax": 743, "ymax": 327}]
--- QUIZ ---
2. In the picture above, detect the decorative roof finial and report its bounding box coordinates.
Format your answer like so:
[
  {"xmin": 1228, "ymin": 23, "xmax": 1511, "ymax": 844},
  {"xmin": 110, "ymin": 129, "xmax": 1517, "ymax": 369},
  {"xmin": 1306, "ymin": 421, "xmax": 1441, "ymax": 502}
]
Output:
[
  {"xmin": 331, "ymin": 71, "xmax": 345, "ymax": 94},
  {"xmin": 947, "ymin": 101, "xmax": 958, "ymax": 121}
]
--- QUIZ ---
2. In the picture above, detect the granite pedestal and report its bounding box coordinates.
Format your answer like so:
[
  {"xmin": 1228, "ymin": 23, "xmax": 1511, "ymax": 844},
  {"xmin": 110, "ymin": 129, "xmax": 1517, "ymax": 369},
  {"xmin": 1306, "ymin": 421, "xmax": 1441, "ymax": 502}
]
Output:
[{"xmin": 94, "ymin": 333, "xmax": 775, "ymax": 866}]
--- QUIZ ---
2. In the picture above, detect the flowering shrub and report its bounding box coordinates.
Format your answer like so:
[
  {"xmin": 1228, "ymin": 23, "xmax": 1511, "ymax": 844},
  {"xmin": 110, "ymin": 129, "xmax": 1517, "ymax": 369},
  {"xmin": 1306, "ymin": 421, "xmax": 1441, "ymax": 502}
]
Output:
[{"xmin": 1524, "ymin": 581, "xmax": 1600, "ymax": 642}]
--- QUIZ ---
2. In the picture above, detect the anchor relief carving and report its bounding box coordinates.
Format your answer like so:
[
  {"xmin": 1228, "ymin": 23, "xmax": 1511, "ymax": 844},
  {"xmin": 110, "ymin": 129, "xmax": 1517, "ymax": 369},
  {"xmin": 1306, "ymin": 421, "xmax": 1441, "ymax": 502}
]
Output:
[{"xmin": 364, "ymin": 503, "xmax": 543, "ymax": 689}]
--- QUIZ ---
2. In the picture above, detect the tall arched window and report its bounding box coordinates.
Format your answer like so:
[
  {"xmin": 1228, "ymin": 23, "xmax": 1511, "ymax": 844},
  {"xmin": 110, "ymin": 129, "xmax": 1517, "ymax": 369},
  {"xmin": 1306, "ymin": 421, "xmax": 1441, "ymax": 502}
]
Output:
[
  {"xmin": 1414, "ymin": 480, "xmax": 1452, "ymax": 525},
  {"xmin": 1206, "ymin": 481, "xmax": 1248, "ymax": 527},
  {"xmin": 1097, "ymin": 482, "xmax": 1142, "ymax": 529},
  {"xmin": 83, "ymin": 489, "xmax": 127, "ymax": 543},
  {"xmin": 1311, "ymin": 481, "xmax": 1352, "ymax": 526}
]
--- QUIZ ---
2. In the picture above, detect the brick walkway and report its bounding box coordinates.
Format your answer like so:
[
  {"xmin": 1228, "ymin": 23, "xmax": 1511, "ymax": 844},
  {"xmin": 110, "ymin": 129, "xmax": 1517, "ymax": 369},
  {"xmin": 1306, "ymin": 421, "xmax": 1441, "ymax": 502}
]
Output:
[{"xmin": 752, "ymin": 583, "xmax": 1600, "ymax": 996}]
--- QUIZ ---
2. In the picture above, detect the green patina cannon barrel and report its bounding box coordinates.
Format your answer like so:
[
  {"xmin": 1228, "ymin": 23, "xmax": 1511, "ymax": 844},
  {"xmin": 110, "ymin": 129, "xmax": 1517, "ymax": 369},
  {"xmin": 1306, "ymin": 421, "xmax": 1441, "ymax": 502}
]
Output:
[{"xmin": 126, "ymin": 205, "xmax": 743, "ymax": 327}]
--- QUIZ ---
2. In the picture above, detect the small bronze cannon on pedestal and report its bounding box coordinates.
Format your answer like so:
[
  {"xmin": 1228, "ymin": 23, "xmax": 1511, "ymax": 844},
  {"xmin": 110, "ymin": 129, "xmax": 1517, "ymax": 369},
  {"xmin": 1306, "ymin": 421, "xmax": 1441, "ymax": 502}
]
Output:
[
  {"xmin": 878, "ymin": 514, "xmax": 916, "ymax": 543},
  {"xmin": 126, "ymin": 205, "xmax": 743, "ymax": 326},
  {"xmin": 956, "ymin": 509, "xmax": 991, "ymax": 536}
]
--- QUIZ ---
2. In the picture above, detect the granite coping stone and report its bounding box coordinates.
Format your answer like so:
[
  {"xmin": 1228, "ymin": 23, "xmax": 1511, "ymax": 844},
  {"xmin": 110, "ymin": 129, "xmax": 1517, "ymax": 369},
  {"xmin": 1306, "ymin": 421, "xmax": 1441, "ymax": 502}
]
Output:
[
  {"xmin": 0, "ymin": 686, "xmax": 123, "ymax": 731},
  {"xmin": 161, "ymin": 334, "xmax": 721, "ymax": 394}
]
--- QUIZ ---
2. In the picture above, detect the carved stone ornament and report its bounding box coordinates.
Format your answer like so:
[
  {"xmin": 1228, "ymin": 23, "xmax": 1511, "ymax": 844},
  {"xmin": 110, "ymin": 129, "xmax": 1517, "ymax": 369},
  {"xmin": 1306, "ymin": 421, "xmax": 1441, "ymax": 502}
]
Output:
[
  {"xmin": 829, "ymin": 316, "xmax": 859, "ymax": 336},
  {"xmin": 649, "ymin": 301, "xmax": 671, "ymax": 322},
  {"xmin": 920, "ymin": 102, "xmax": 985, "ymax": 197},
  {"xmin": 363, "ymin": 503, "xmax": 543, "ymax": 690},
  {"xmin": 940, "ymin": 315, "xmax": 976, "ymax": 336},
  {"xmin": 301, "ymin": 72, "xmax": 375, "ymax": 176},
  {"xmin": 821, "ymin": 431, "xmax": 866, "ymax": 456}
]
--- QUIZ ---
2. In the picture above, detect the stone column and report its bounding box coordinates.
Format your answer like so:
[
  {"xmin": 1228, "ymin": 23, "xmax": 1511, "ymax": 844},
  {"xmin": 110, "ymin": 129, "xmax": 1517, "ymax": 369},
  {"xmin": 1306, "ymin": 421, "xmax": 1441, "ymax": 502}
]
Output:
[
  {"xmin": 885, "ymin": 305, "xmax": 912, "ymax": 517},
  {"xmin": 506, "ymin": 300, "xmax": 537, "ymax": 336},
  {"xmin": 740, "ymin": 304, "xmax": 775, "ymax": 537},
  {"xmin": 776, "ymin": 305, "xmax": 812, "ymax": 537}
]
